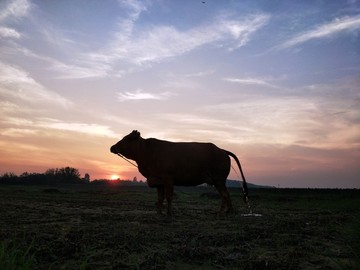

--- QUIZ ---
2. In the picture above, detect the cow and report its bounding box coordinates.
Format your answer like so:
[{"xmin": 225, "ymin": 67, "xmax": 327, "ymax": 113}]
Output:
[{"xmin": 110, "ymin": 130, "xmax": 248, "ymax": 216}]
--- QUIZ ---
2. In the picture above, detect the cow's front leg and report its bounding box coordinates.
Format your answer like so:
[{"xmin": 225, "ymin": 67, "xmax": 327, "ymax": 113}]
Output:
[
  {"xmin": 156, "ymin": 185, "xmax": 165, "ymax": 214},
  {"xmin": 164, "ymin": 184, "xmax": 174, "ymax": 217}
]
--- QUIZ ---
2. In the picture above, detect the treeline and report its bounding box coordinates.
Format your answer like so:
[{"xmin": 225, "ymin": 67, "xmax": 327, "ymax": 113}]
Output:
[
  {"xmin": 90, "ymin": 179, "xmax": 146, "ymax": 187},
  {"xmin": 0, "ymin": 167, "xmax": 87, "ymax": 185}
]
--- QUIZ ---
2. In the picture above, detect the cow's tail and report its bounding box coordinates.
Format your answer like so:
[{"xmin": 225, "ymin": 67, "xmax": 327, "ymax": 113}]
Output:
[{"xmin": 225, "ymin": 150, "xmax": 249, "ymax": 204}]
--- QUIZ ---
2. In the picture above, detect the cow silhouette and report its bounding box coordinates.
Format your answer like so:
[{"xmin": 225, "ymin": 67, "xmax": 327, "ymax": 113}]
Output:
[{"xmin": 110, "ymin": 130, "xmax": 248, "ymax": 216}]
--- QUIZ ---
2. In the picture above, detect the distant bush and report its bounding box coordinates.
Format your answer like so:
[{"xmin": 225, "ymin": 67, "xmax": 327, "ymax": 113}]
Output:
[{"xmin": 0, "ymin": 167, "xmax": 84, "ymax": 185}]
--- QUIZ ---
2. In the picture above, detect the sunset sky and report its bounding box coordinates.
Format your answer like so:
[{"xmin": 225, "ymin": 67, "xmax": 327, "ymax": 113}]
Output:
[{"xmin": 1, "ymin": 0, "xmax": 359, "ymax": 188}]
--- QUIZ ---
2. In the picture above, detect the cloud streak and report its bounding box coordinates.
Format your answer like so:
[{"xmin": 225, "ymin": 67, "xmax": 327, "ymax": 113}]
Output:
[
  {"xmin": 0, "ymin": 0, "xmax": 31, "ymax": 41},
  {"xmin": 222, "ymin": 14, "xmax": 271, "ymax": 50},
  {"xmin": 0, "ymin": 62, "xmax": 72, "ymax": 107},
  {"xmin": 277, "ymin": 14, "xmax": 360, "ymax": 49},
  {"xmin": 1, "ymin": 116, "xmax": 118, "ymax": 138},
  {"xmin": 117, "ymin": 89, "xmax": 174, "ymax": 101},
  {"xmin": 88, "ymin": 11, "xmax": 270, "ymax": 69},
  {"xmin": 1, "ymin": 1, "xmax": 269, "ymax": 79},
  {"xmin": 224, "ymin": 77, "xmax": 281, "ymax": 89},
  {"xmin": 0, "ymin": 0, "xmax": 31, "ymax": 21},
  {"xmin": 0, "ymin": 26, "xmax": 21, "ymax": 39},
  {"xmin": 37, "ymin": 119, "xmax": 117, "ymax": 138}
]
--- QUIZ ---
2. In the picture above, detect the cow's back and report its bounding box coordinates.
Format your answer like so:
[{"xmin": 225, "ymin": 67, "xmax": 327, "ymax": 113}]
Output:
[{"xmin": 141, "ymin": 139, "xmax": 230, "ymax": 186}]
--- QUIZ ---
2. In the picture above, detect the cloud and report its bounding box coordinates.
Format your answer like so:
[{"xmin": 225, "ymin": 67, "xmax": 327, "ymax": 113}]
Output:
[
  {"xmin": 37, "ymin": 119, "xmax": 118, "ymax": 138},
  {"xmin": 0, "ymin": 26, "xmax": 21, "ymax": 39},
  {"xmin": 0, "ymin": 128, "xmax": 38, "ymax": 137},
  {"xmin": 1, "ymin": 1, "xmax": 268, "ymax": 79},
  {"xmin": 201, "ymin": 96, "xmax": 338, "ymax": 147},
  {"xmin": 0, "ymin": 0, "xmax": 30, "ymax": 41},
  {"xmin": 0, "ymin": 41, "xmax": 111, "ymax": 80},
  {"xmin": 0, "ymin": 0, "xmax": 31, "ymax": 21},
  {"xmin": 224, "ymin": 77, "xmax": 281, "ymax": 89},
  {"xmin": 1, "ymin": 116, "xmax": 118, "ymax": 138},
  {"xmin": 0, "ymin": 62, "xmax": 72, "ymax": 107},
  {"xmin": 89, "ymin": 13, "xmax": 270, "ymax": 67},
  {"xmin": 49, "ymin": 60, "xmax": 111, "ymax": 79},
  {"xmin": 222, "ymin": 14, "xmax": 271, "ymax": 50},
  {"xmin": 184, "ymin": 70, "xmax": 215, "ymax": 78},
  {"xmin": 39, "ymin": 26, "xmax": 77, "ymax": 50},
  {"xmin": 277, "ymin": 14, "xmax": 360, "ymax": 49},
  {"xmin": 158, "ymin": 113, "xmax": 229, "ymax": 128},
  {"xmin": 118, "ymin": 0, "xmax": 147, "ymax": 19},
  {"xmin": 0, "ymin": 101, "xmax": 22, "ymax": 114},
  {"xmin": 117, "ymin": 89, "xmax": 174, "ymax": 101},
  {"xmin": 202, "ymin": 76, "xmax": 360, "ymax": 150}
]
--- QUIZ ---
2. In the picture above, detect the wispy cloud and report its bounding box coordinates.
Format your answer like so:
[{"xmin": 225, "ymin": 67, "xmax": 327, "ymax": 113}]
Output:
[
  {"xmin": 49, "ymin": 60, "xmax": 111, "ymax": 79},
  {"xmin": 0, "ymin": 0, "xmax": 31, "ymax": 21},
  {"xmin": 0, "ymin": 101, "xmax": 21, "ymax": 114},
  {"xmin": 0, "ymin": 0, "xmax": 30, "ymax": 41},
  {"xmin": 117, "ymin": 89, "xmax": 174, "ymax": 101},
  {"xmin": 202, "ymin": 97, "xmax": 325, "ymax": 146},
  {"xmin": 277, "ymin": 14, "xmax": 360, "ymax": 50},
  {"xmin": 1, "ymin": 116, "xmax": 118, "ymax": 138},
  {"xmin": 184, "ymin": 70, "xmax": 215, "ymax": 78},
  {"xmin": 1, "ymin": 1, "xmax": 269, "ymax": 79},
  {"xmin": 118, "ymin": 0, "xmax": 147, "ymax": 20},
  {"xmin": 37, "ymin": 119, "xmax": 117, "ymax": 138},
  {"xmin": 224, "ymin": 77, "xmax": 281, "ymax": 89},
  {"xmin": 0, "ymin": 42, "xmax": 110, "ymax": 80},
  {"xmin": 150, "ymin": 113, "xmax": 236, "ymax": 143},
  {"xmin": 222, "ymin": 14, "xmax": 271, "ymax": 50},
  {"xmin": 0, "ymin": 62, "xmax": 72, "ymax": 107},
  {"xmin": 0, "ymin": 128, "xmax": 38, "ymax": 137},
  {"xmin": 0, "ymin": 26, "xmax": 21, "ymax": 38},
  {"xmin": 203, "ymin": 76, "xmax": 360, "ymax": 149},
  {"xmin": 89, "ymin": 11, "xmax": 270, "ymax": 67}
]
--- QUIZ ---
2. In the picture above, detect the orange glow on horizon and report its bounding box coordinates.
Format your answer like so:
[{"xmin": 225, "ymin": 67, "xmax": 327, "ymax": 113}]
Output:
[{"xmin": 110, "ymin": 174, "xmax": 120, "ymax": 180}]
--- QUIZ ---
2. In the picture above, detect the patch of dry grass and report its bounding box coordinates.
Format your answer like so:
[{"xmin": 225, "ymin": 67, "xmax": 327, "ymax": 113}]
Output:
[{"xmin": 0, "ymin": 186, "xmax": 359, "ymax": 269}]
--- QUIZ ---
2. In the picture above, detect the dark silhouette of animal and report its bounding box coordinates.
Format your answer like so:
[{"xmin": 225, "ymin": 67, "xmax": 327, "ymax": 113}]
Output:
[{"xmin": 110, "ymin": 130, "xmax": 248, "ymax": 216}]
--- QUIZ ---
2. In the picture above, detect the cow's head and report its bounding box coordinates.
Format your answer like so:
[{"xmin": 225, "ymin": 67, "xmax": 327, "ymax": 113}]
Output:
[{"xmin": 110, "ymin": 130, "xmax": 141, "ymax": 160}]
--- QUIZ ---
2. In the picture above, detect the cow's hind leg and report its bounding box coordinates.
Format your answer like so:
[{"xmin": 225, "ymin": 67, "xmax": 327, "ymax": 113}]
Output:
[
  {"xmin": 156, "ymin": 186, "xmax": 165, "ymax": 214},
  {"xmin": 164, "ymin": 184, "xmax": 174, "ymax": 217},
  {"xmin": 214, "ymin": 183, "xmax": 234, "ymax": 214}
]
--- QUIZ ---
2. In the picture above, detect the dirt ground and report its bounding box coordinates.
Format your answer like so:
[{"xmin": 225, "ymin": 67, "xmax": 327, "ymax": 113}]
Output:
[{"xmin": 0, "ymin": 185, "xmax": 359, "ymax": 269}]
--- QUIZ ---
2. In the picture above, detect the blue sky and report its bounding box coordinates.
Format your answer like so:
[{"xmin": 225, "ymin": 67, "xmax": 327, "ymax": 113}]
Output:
[{"xmin": 0, "ymin": 0, "xmax": 359, "ymax": 187}]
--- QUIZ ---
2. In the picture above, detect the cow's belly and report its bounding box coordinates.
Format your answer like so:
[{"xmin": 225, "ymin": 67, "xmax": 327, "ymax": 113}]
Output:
[
  {"xmin": 141, "ymin": 152, "xmax": 230, "ymax": 187},
  {"xmin": 146, "ymin": 176, "xmax": 163, "ymax": 187},
  {"xmin": 173, "ymin": 177, "xmax": 206, "ymax": 186},
  {"xmin": 172, "ymin": 170, "xmax": 223, "ymax": 186},
  {"xmin": 145, "ymin": 171, "xmax": 217, "ymax": 187}
]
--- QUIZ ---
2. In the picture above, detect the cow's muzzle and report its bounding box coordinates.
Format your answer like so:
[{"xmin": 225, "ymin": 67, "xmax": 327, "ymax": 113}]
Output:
[{"xmin": 110, "ymin": 145, "xmax": 118, "ymax": 154}]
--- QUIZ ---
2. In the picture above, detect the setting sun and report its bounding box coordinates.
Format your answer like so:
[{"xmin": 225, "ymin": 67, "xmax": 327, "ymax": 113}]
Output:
[{"xmin": 110, "ymin": 175, "xmax": 120, "ymax": 180}]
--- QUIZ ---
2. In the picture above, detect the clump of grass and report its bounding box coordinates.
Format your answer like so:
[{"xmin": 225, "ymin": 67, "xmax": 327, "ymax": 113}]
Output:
[{"xmin": 0, "ymin": 240, "xmax": 35, "ymax": 270}]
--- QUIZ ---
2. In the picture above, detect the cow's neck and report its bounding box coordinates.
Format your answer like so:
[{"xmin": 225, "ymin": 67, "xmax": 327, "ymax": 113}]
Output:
[
  {"xmin": 133, "ymin": 138, "xmax": 150, "ymax": 175},
  {"xmin": 132, "ymin": 138, "xmax": 146, "ymax": 163}
]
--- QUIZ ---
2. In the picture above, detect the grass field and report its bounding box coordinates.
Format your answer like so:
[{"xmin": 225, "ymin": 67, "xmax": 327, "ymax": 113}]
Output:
[{"xmin": 0, "ymin": 185, "xmax": 359, "ymax": 269}]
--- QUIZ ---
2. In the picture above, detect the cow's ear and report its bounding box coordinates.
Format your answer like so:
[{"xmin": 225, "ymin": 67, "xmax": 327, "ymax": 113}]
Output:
[{"xmin": 131, "ymin": 130, "xmax": 141, "ymax": 139}]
